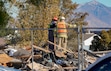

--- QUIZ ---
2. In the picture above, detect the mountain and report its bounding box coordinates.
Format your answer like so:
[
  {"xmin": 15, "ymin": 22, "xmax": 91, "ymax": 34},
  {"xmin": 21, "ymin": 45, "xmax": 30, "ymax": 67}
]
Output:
[{"xmin": 75, "ymin": 0, "xmax": 111, "ymax": 28}]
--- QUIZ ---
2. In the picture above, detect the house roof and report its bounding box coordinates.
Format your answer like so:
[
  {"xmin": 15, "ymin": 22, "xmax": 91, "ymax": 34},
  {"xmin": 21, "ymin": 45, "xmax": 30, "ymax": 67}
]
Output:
[{"xmin": 83, "ymin": 33, "xmax": 95, "ymax": 41}]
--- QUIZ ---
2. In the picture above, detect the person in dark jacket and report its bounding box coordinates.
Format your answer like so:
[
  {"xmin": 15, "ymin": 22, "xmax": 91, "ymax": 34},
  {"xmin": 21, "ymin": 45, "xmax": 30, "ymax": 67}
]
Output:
[{"xmin": 48, "ymin": 17, "xmax": 58, "ymax": 51}]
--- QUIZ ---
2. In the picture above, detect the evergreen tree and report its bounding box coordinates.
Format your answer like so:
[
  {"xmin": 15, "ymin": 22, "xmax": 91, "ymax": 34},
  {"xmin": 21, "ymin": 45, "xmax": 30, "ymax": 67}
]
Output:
[{"xmin": 90, "ymin": 36, "xmax": 105, "ymax": 51}]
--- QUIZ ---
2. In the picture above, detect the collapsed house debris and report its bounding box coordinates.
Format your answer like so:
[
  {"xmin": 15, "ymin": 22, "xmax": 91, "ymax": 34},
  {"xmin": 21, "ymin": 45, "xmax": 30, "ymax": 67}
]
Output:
[{"xmin": 0, "ymin": 39, "xmax": 101, "ymax": 71}]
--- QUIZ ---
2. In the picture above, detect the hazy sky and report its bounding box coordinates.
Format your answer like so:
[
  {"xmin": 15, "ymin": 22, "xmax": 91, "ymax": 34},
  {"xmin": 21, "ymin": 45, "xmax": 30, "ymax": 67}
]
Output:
[{"xmin": 72, "ymin": 0, "xmax": 111, "ymax": 7}]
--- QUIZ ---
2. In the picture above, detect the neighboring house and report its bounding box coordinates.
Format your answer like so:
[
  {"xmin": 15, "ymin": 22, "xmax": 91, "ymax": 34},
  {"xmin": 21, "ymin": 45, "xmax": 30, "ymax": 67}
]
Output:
[{"xmin": 83, "ymin": 32, "xmax": 100, "ymax": 51}]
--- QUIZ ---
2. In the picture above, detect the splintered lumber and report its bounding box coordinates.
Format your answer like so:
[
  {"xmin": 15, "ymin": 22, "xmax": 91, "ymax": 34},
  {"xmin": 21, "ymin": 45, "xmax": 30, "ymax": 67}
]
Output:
[
  {"xmin": 27, "ymin": 55, "xmax": 32, "ymax": 62},
  {"xmin": 33, "ymin": 45, "xmax": 51, "ymax": 53},
  {"xmin": 47, "ymin": 40, "xmax": 74, "ymax": 53},
  {"xmin": 92, "ymin": 50, "xmax": 111, "ymax": 54},
  {"xmin": 0, "ymin": 53, "xmax": 13, "ymax": 66},
  {"xmin": 7, "ymin": 59, "xmax": 22, "ymax": 67},
  {"xmin": 17, "ymin": 55, "xmax": 42, "ymax": 64},
  {"xmin": 55, "ymin": 50, "xmax": 66, "ymax": 58},
  {"xmin": 27, "ymin": 61, "xmax": 49, "ymax": 71},
  {"xmin": 83, "ymin": 49, "xmax": 100, "ymax": 58},
  {"xmin": 63, "ymin": 66, "xmax": 78, "ymax": 69},
  {"xmin": 85, "ymin": 56, "xmax": 97, "ymax": 64},
  {"xmin": 0, "ymin": 54, "xmax": 13, "ymax": 63},
  {"xmin": 49, "ymin": 66, "xmax": 78, "ymax": 70},
  {"xmin": 18, "ymin": 55, "xmax": 42, "ymax": 59},
  {"xmin": 9, "ymin": 58, "xmax": 22, "ymax": 63}
]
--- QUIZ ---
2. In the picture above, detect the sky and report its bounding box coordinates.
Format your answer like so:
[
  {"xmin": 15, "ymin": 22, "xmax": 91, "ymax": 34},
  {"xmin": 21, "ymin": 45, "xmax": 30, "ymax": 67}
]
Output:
[{"xmin": 72, "ymin": 0, "xmax": 111, "ymax": 7}]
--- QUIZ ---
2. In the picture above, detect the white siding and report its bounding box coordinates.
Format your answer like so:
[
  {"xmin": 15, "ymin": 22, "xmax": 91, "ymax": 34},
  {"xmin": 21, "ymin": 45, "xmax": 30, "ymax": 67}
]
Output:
[{"xmin": 84, "ymin": 34, "xmax": 97, "ymax": 46}]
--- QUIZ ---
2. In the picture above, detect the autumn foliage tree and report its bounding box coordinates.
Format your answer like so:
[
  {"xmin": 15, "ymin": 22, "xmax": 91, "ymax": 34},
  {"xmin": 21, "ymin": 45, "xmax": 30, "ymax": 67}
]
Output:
[
  {"xmin": 12, "ymin": 0, "xmax": 60, "ymax": 46},
  {"xmin": 107, "ymin": 30, "xmax": 111, "ymax": 49},
  {"xmin": 100, "ymin": 30, "xmax": 111, "ymax": 50}
]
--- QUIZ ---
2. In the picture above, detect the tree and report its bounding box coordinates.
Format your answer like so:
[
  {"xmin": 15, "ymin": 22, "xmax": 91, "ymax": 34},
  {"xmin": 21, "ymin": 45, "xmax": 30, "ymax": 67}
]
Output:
[
  {"xmin": 90, "ymin": 36, "xmax": 105, "ymax": 51},
  {"xmin": 90, "ymin": 30, "xmax": 111, "ymax": 51},
  {"xmin": 106, "ymin": 30, "xmax": 111, "ymax": 50},
  {"xmin": 10, "ymin": 0, "xmax": 60, "ymax": 46},
  {"xmin": 107, "ymin": 30, "xmax": 111, "ymax": 41},
  {"xmin": 2, "ymin": 0, "xmax": 88, "ymax": 49},
  {"xmin": 0, "ymin": 1, "xmax": 9, "ymax": 37},
  {"xmin": 100, "ymin": 30, "xmax": 110, "ymax": 50}
]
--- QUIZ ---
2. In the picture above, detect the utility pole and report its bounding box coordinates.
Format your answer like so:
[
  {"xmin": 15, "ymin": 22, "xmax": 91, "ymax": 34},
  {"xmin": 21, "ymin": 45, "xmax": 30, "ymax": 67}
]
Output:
[
  {"xmin": 77, "ymin": 25, "xmax": 84, "ymax": 71},
  {"xmin": 78, "ymin": 25, "xmax": 81, "ymax": 71},
  {"xmin": 31, "ymin": 30, "xmax": 34, "ymax": 71}
]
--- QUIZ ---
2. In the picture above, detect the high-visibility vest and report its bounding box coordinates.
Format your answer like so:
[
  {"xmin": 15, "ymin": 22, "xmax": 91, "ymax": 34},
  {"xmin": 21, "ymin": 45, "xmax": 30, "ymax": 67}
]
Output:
[{"xmin": 57, "ymin": 22, "xmax": 67, "ymax": 33}]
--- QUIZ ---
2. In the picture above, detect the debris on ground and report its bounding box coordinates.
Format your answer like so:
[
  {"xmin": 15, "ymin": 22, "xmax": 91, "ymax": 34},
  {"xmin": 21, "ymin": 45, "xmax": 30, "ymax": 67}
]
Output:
[{"xmin": 0, "ymin": 40, "xmax": 99, "ymax": 71}]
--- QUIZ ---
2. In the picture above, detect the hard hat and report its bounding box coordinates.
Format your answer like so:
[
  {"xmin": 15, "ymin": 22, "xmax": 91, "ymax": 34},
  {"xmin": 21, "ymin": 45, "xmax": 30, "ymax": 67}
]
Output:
[
  {"xmin": 52, "ymin": 17, "xmax": 58, "ymax": 21},
  {"xmin": 60, "ymin": 16, "xmax": 65, "ymax": 20}
]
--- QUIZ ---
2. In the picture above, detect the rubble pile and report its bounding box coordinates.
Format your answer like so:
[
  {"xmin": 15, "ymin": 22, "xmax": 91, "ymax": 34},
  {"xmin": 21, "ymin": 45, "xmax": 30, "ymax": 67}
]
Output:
[
  {"xmin": 0, "ymin": 53, "xmax": 13, "ymax": 66},
  {"xmin": 0, "ymin": 40, "xmax": 97, "ymax": 71},
  {"xmin": 0, "ymin": 44, "xmax": 80, "ymax": 71}
]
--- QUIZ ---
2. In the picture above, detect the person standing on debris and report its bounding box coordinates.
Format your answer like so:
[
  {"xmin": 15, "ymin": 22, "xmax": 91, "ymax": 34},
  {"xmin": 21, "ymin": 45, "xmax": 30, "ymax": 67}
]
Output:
[
  {"xmin": 57, "ymin": 16, "xmax": 76, "ymax": 50},
  {"xmin": 48, "ymin": 17, "xmax": 58, "ymax": 51}
]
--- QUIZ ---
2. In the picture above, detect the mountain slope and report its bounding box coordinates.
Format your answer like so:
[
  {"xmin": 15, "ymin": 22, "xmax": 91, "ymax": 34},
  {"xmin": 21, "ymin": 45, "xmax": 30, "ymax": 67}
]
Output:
[{"xmin": 76, "ymin": 0, "xmax": 111, "ymax": 27}]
